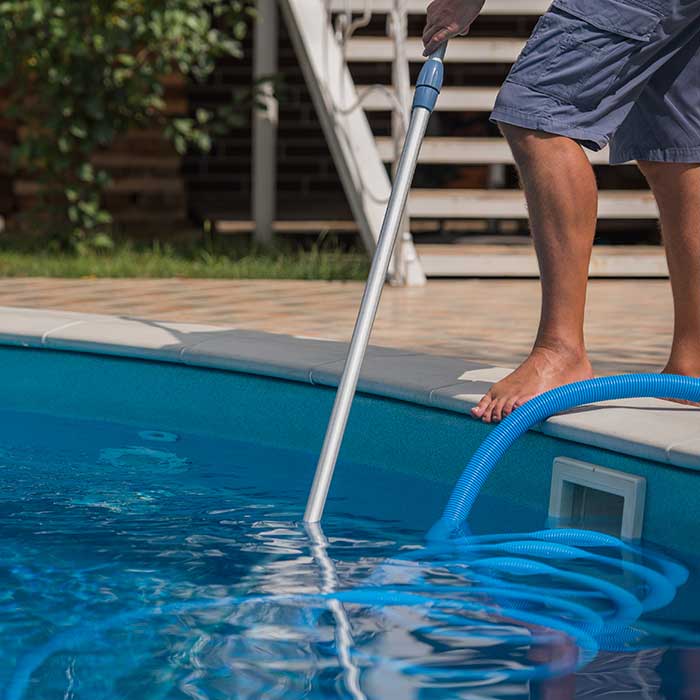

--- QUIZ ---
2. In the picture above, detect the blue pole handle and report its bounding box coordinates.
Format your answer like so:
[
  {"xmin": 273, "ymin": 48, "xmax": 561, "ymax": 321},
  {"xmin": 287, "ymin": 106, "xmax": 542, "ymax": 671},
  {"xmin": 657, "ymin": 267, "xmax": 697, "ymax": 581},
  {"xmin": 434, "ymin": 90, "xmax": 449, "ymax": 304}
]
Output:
[{"xmin": 412, "ymin": 42, "xmax": 447, "ymax": 113}]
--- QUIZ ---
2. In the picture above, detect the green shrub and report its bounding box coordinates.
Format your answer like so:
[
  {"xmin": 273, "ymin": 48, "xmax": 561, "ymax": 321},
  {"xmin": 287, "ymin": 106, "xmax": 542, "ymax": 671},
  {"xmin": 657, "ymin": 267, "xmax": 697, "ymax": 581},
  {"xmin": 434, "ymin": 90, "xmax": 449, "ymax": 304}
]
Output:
[{"xmin": 0, "ymin": 0, "xmax": 254, "ymax": 250}]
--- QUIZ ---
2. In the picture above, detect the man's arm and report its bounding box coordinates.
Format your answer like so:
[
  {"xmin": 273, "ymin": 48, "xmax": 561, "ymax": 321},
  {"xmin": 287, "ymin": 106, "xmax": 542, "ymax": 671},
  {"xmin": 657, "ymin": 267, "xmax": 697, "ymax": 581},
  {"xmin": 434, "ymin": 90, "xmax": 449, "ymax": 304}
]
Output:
[{"xmin": 422, "ymin": 0, "xmax": 487, "ymax": 55}]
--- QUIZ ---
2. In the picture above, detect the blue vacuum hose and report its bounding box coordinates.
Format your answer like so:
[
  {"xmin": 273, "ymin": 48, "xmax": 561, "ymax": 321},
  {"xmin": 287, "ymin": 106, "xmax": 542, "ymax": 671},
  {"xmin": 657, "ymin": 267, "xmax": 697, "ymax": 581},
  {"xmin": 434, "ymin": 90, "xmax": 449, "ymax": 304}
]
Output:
[
  {"xmin": 405, "ymin": 373, "xmax": 698, "ymax": 673},
  {"xmin": 430, "ymin": 374, "xmax": 700, "ymax": 540}
]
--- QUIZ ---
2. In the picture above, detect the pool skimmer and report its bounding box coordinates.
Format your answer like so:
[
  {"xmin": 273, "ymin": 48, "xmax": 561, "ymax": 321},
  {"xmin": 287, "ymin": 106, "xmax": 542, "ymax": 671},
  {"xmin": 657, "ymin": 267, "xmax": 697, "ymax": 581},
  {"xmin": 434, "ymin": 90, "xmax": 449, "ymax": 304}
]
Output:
[{"xmin": 549, "ymin": 457, "xmax": 646, "ymax": 541}]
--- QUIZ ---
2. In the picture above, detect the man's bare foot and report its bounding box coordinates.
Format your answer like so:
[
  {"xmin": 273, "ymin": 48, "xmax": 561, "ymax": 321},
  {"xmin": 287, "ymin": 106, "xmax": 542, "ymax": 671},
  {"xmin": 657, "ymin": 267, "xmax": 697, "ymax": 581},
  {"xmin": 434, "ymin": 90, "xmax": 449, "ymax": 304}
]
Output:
[
  {"xmin": 471, "ymin": 345, "xmax": 594, "ymax": 423},
  {"xmin": 662, "ymin": 360, "xmax": 700, "ymax": 406}
]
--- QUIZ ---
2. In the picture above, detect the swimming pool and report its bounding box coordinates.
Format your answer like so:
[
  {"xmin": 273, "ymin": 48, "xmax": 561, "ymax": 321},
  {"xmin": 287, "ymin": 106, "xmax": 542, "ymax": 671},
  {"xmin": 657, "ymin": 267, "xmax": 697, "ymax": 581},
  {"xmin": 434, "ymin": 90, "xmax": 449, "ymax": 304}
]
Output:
[{"xmin": 2, "ymin": 312, "xmax": 700, "ymax": 699}]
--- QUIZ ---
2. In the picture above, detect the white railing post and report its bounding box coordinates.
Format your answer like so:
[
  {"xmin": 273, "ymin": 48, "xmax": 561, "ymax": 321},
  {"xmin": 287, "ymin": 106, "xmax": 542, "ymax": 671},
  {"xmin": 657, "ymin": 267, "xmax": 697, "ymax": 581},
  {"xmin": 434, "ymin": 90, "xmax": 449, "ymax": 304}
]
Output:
[
  {"xmin": 389, "ymin": 0, "xmax": 426, "ymax": 286},
  {"xmin": 252, "ymin": 0, "xmax": 279, "ymax": 246}
]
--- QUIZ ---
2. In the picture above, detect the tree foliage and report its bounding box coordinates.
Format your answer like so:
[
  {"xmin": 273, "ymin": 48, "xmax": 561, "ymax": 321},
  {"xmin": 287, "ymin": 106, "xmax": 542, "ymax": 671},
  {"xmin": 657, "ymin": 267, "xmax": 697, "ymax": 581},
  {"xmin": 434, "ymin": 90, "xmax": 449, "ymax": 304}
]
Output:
[{"xmin": 0, "ymin": 0, "xmax": 253, "ymax": 249}]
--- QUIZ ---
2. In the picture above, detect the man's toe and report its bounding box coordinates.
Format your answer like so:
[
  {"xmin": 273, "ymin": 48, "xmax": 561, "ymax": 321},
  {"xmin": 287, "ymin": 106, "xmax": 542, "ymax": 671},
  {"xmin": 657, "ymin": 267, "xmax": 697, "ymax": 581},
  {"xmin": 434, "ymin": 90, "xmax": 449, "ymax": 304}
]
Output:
[
  {"xmin": 502, "ymin": 397, "xmax": 518, "ymax": 417},
  {"xmin": 482, "ymin": 399, "xmax": 498, "ymax": 423},
  {"xmin": 492, "ymin": 397, "xmax": 508, "ymax": 422},
  {"xmin": 471, "ymin": 394, "xmax": 492, "ymax": 418}
]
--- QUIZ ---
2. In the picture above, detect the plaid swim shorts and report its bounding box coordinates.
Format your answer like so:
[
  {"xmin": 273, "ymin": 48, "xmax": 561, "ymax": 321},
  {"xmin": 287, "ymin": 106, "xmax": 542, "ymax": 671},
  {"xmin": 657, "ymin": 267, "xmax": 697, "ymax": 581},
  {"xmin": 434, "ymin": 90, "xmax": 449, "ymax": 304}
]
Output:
[{"xmin": 490, "ymin": 0, "xmax": 700, "ymax": 163}]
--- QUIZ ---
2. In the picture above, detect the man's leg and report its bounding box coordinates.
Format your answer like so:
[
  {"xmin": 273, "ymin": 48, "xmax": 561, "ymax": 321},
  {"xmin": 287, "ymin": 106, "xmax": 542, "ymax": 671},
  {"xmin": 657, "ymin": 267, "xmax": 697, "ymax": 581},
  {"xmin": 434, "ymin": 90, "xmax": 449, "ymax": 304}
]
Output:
[
  {"xmin": 472, "ymin": 125, "xmax": 595, "ymax": 423},
  {"xmin": 637, "ymin": 161, "xmax": 700, "ymax": 379}
]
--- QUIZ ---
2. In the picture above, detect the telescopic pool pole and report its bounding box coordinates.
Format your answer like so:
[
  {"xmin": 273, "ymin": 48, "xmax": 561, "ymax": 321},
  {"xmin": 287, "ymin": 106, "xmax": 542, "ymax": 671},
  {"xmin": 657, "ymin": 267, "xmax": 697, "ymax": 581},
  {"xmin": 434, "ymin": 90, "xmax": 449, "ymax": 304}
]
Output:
[{"xmin": 304, "ymin": 43, "xmax": 448, "ymax": 523}]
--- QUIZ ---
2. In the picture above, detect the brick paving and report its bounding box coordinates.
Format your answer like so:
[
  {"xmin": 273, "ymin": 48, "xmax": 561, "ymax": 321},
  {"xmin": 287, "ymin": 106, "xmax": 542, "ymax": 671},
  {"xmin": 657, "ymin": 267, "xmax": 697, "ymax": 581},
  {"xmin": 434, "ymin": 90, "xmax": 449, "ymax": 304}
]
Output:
[{"xmin": 0, "ymin": 277, "xmax": 675, "ymax": 375}]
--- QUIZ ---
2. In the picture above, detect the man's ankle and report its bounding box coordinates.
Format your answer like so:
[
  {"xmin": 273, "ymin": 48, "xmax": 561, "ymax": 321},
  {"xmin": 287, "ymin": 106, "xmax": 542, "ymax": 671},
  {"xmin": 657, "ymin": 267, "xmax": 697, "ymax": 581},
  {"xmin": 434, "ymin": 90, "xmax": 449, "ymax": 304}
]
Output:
[
  {"xmin": 664, "ymin": 355, "xmax": 700, "ymax": 377},
  {"xmin": 532, "ymin": 336, "xmax": 588, "ymax": 361}
]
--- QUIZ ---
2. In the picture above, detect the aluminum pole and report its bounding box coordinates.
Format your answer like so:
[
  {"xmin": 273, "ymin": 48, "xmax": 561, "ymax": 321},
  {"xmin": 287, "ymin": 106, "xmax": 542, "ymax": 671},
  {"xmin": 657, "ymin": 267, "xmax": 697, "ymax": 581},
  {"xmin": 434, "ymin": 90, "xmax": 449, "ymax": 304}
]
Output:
[{"xmin": 304, "ymin": 45, "xmax": 447, "ymax": 523}]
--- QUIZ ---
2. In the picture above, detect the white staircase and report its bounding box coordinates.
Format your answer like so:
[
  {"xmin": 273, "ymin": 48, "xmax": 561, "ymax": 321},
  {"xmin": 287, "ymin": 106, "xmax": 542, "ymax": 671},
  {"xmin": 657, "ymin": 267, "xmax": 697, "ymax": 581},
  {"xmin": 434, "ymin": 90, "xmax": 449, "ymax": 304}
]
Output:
[{"xmin": 328, "ymin": 0, "xmax": 663, "ymax": 277}]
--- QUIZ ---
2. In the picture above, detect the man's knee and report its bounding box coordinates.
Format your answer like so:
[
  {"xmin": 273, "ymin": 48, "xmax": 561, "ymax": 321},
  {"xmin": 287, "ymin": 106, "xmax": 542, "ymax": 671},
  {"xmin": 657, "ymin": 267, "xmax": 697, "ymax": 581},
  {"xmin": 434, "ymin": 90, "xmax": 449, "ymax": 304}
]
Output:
[
  {"xmin": 637, "ymin": 160, "xmax": 697, "ymax": 186},
  {"xmin": 496, "ymin": 122, "xmax": 576, "ymax": 165},
  {"xmin": 637, "ymin": 160, "xmax": 666, "ymax": 182},
  {"xmin": 497, "ymin": 122, "xmax": 538, "ymax": 155}
]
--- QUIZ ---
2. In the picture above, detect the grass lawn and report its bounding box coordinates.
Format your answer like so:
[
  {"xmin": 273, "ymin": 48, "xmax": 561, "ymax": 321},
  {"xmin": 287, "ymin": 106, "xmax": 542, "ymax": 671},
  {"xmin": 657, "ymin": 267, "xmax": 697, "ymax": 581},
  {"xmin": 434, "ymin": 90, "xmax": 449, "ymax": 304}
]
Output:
[{"xmin": 0, "ymin": 241, "xmax": 370, "ymax": 280}]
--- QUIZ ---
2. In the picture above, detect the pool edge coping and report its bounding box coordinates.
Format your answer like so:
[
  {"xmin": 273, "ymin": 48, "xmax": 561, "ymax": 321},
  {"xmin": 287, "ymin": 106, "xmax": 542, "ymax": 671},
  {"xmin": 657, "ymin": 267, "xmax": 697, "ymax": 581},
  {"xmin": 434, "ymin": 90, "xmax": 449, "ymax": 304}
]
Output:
[{"xmin": 0, "ymin": 306, "xmax": 698, "ymax": 473}]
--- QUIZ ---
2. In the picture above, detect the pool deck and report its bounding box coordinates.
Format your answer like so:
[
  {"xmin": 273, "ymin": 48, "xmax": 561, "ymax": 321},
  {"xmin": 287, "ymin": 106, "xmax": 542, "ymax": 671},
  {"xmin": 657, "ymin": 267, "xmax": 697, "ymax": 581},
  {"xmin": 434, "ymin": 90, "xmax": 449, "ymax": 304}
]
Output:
[
  {"xmin": 0, "ymin": 295, "xmax": 698, "ymax": 473},
  {"xmin": 0, "ymin": 277, "xmax": 676, "ymax": 374}
]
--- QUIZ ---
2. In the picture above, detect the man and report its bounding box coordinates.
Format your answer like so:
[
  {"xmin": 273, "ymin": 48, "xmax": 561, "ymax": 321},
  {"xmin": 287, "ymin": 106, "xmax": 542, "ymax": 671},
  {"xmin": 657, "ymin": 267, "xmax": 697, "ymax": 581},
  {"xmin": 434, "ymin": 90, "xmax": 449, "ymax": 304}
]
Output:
[{"xmin": 423, "ymin": 0, "xmax": 700, "ymax": 423}]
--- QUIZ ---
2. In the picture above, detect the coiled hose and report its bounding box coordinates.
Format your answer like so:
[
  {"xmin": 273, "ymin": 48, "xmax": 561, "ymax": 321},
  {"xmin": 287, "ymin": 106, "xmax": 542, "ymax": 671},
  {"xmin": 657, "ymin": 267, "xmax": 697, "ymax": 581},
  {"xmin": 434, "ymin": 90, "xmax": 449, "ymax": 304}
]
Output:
[{"xmin": 409, "ymin": 373, "xmax": 699, "ymax": 670}]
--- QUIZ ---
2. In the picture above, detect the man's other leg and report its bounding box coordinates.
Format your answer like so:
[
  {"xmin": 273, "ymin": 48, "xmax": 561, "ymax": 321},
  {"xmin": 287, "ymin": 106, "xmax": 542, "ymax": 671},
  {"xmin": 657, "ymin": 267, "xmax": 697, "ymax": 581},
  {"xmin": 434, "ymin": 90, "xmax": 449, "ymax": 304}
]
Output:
[
  {"xmin": 610, "ymin": 15, "xmax": 700, "ymax": 386},
  {"xmin": 474, "ymin": 2, "xmax": 670, "ymax": 424},
  {"xmin": 638, "ymin": 161, "xmax": 700, "ymax": 380},
  {"xmin": 471, "ymin": 125, "xmax": 595, "ymax": 423}
]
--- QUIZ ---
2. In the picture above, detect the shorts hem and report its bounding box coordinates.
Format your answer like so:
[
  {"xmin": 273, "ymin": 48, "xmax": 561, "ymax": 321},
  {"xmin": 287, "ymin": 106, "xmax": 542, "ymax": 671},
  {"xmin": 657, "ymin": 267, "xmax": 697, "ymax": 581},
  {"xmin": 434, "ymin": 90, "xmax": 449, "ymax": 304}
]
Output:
[
  {"xmin": 490, "ymin": 105, "xmax": 609, "ymax": 151},
  {"xmin": 609, "ymin": 146, "xmax": 700, "ymax": 164}
]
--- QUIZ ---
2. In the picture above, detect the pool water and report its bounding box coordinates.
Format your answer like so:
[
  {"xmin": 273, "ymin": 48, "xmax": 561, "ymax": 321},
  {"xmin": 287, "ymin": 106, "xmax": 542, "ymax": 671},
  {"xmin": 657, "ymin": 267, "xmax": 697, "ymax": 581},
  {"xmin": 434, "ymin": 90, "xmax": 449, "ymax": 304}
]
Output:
[{"xmin": 1, "ymin": 407, "xmax": 699, "ymax": 700}]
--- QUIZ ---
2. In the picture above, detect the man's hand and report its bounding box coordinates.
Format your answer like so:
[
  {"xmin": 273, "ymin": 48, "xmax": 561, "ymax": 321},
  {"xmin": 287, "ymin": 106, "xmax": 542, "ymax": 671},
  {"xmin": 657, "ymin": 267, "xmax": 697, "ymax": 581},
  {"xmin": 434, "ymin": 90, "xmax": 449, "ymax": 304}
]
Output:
[{"xmin": 422, "ymin": 0, "xmax": 486, "ymax": 56}]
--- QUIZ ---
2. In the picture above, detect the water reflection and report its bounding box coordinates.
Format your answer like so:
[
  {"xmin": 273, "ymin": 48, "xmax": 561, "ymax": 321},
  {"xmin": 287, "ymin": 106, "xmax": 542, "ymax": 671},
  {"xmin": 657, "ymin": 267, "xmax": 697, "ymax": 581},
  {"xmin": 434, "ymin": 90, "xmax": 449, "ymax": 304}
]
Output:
[{"xmin": 0, "ymin": 432, "xmax": 699, "ymax": 699}]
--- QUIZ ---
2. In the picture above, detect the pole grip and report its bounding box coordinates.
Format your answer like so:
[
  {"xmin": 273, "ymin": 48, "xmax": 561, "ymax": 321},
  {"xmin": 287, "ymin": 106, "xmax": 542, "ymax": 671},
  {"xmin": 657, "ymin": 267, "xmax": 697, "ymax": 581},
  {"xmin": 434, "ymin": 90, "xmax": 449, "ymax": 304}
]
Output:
[
  {"xmin": 413, "ymin": 41, "xmax": 447, "ymax": 112},
  {"xmin": 430, "ymin": 43, "xmax": 448, "ymax": 61}
]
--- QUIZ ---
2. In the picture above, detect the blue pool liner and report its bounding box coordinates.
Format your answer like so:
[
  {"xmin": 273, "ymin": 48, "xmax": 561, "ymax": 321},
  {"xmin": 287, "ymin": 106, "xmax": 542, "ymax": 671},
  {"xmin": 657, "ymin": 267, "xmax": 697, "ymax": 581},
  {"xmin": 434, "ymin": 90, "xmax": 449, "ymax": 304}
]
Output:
[{"xmin": 7, "ymin": 374, "xmax": 700, "ymax": 697}]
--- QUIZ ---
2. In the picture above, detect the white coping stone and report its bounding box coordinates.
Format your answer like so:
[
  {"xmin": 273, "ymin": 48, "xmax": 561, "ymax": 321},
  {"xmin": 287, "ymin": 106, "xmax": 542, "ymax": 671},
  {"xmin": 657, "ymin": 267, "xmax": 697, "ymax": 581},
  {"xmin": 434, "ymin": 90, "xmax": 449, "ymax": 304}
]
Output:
[
  {"xmin": 311, "ymin": 354, "xmax": 492, "ymax": 406},
  {"xmin": 0, "ymin": 307, "xmax": 105, "ymax": 347},
  {"xmin": 43, "ymin": 316, "xmax": 235, "ymax": 360},
  {"xmin": 0, "ymin": 307, "xmax": 698, "ymax": 471},
  {"xmin": 183, "ymin": 330, "xmax": 416, "ymax": 383},
  {"xmin": 667, "ymin": 438, "xmax": 700, "ymax": 470}
]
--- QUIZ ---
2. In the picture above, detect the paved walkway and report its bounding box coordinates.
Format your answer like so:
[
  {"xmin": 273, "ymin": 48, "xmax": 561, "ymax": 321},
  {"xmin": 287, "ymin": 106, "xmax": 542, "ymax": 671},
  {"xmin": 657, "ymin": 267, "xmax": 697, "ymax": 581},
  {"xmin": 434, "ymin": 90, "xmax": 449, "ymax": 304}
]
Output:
[{"xmin": 0, "ymin": 278, "xmax": 674, "ymax": 375}]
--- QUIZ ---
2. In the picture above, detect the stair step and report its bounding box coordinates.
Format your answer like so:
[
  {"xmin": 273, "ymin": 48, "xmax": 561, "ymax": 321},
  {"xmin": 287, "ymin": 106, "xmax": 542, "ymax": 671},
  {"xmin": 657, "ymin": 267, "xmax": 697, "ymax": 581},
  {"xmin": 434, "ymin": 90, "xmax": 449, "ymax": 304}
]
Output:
[
  {"xmin": 215, "ymin": 219, "xmax": 360, "ymax": 234},
  {"xmin": 417, "ymin": 243, "xmax": 668, "ymax": 277},
  {"xmin": 213, "ymin": 220, "xmax": 521, "ymax": 235},
  {"xmin": 346, "ymin": 37, "xmax": 525, "ymax": 63},
  {"xmin": 376, "ymin": 137, "xmax": 612, "ymax": 165},
  {"xmin": 409, "ymin": 189, "xmax": 659, "ymax": 219},
  {"xmin": 329, "ymin": 0, "xmax": 548, "ymax": 14},
  {"xmin": 360, "ymin": 85, "xmax": 498, "ymax": 111}
]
